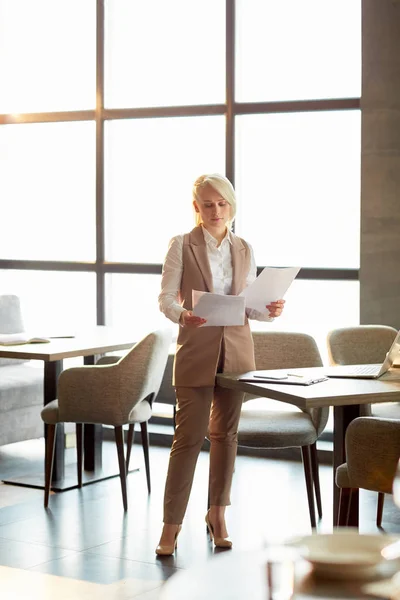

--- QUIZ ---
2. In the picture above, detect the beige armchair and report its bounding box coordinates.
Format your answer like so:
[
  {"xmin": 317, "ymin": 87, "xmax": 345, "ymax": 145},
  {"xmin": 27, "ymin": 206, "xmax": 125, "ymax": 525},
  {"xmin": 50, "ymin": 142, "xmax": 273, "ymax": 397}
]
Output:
[
  {"xmin": 327, "ymin": 325, "xmax": 399, "ymax": 525},
  {"xmin": 237, "ymin": 331, "xmax": 329, "ymax": 529},
  {"xmin": 336, "ymin": 417, "xmax": 400, "ymax": 527},
  {"xmin": 41, "ymin": 328, "xmax": 172, "ymax": 510}
]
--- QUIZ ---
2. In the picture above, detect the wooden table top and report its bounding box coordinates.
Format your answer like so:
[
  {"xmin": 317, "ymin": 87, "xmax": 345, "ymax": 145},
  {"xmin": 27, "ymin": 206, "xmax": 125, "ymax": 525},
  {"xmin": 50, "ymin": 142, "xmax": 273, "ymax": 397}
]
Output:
[
  {"xmin": 0, "ymin": 326, "xmax": 136, "ymax": 362},
  {"xmin": 217, "ymin": 367, "xmax": 400, "ymax": 409}
]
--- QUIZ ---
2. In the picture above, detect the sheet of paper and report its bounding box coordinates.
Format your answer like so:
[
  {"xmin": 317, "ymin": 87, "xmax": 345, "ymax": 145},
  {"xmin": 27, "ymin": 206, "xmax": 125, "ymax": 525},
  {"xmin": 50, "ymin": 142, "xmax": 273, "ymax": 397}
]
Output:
[
  {"xmin": 239, "ymin": 266, "xmax": 300, "ymax": 313},
  {"xmin": 192, "ymin": 290, "xmax": 245, "ymax": 327}
]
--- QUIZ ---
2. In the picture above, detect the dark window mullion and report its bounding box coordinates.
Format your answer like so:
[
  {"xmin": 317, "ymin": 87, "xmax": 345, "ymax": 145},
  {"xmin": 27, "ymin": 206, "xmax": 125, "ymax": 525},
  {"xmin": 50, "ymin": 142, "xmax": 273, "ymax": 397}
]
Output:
[
  {"xmin": 0, "ymin": 111, "xmax": 95, "ymax": 125},
  {"xmin": 235, "ymin": 98, "xmax": 361, "ymax": 115},
  {"xmin": 226, "ymin": 0, "xmax": 235, "ymax": 194},
  {"xmin": 96, "ymin": 0, "xmax": 105, "ymax": 325}
]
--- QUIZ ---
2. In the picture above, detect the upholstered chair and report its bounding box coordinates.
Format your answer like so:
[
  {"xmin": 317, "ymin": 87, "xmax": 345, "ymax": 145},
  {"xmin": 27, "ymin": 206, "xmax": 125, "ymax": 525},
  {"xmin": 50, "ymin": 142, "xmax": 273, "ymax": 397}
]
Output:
[
  {"xmin": 327, "ymin": 325, "xmax": 398, "ymax": 526},
  {"xmin": 41, "ymin": 328, "xmax": 172, "ymax": 510},
  {"xmin": 0, "ymin": 294, "xmax": 44, "ymax": 446},
  {"xmin": 237, "ymin": 331, "xmax": 329, "ymax": 529},
  {"xmin": 336, "ymin": 417, "xmax": 400, "ymax": 527},
  {"xmin": 0, "ymin": 294, "xmax": 25, "ymax": 334}
]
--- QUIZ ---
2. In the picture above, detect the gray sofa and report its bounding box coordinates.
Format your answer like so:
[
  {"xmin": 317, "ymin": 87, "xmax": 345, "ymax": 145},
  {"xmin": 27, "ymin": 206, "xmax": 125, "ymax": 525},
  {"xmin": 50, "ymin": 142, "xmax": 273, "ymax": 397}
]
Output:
[{"xmin": 0, "ymin": 295, "xmax": 44, "ymax": 446}]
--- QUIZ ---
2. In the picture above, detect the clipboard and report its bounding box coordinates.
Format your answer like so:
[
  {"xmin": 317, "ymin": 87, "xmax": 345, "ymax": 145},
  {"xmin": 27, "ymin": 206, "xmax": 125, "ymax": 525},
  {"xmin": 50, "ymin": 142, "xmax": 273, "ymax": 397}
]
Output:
[{"xmin": 238, "ymin": 373, "xmax": 328, "ymax": 386}]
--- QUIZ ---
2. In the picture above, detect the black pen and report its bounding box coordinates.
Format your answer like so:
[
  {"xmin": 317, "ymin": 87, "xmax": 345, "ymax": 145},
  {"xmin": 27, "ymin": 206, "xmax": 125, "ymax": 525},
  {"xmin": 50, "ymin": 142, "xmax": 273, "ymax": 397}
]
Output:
[{"xmin": 253, "ymin": 374, "xmax": 288, "ymax": 380}]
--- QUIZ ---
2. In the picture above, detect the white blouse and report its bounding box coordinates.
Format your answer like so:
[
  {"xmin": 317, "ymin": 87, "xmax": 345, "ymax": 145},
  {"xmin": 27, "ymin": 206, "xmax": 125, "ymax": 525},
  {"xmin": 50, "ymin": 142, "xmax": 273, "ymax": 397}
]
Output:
[{"xmin": 159, "ymin": 227, "xmax": 274, "ymax": 325}]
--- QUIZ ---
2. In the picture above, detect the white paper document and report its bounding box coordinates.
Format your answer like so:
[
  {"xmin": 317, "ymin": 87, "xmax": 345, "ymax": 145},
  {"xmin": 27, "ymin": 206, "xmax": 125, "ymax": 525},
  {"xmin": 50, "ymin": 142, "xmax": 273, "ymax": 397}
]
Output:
[
  {"xmin": 0, "ymin": 332, "xmax": 51, "ymax": 345},
  {"xmin": 239, "ymin": 266, "xmax": 301, "ymax": 313},
  {"xmin": 0, "ymin": 332, "xmax": 75, "ymax": 345},
  {"xmin": 192, "ymin": 290, "xmax": 246, "ymax": 327}
]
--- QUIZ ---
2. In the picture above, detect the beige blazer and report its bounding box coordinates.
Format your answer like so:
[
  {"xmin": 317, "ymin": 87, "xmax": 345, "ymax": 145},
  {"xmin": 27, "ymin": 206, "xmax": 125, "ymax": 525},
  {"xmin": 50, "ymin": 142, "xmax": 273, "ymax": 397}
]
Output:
[{"xmin": 173, "ymin": 225, "xmax": 256, "ymax": 387}]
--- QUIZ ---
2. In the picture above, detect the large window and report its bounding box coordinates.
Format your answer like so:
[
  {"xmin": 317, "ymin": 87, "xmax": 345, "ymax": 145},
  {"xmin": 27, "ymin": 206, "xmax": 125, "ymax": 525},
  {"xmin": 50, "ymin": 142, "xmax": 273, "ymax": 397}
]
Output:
[
  {"xmin": 0, "ymin": 121, "xmax": 96, "ymax": 261},
  {"xmin": 235, "ymin": 0, "xmax": 361, "ymax": 102},
  {"xmin": 105, "ymin": 116, "xmax": 225, "ymax": 263},
  {"xmin": 250, "ymin": 279, "xmax": 360, "ymax": 366},
  {"xmin": 0, "ymin": 0, "xmax": 361, "ymax": 352},
  {"xmin": 235, "ymin": 110, "xmax": 361, "ymax": 268},
  {"xmin": 104, "ymin": 0, "xmax": 226, "ymax": 108},
  {"xmin": 0, "ymin": 0, "xmax": 96, "ymax": 113},
  {"xmin": 0, "ymin": 270, "xmax": 96, "ymax": 332},
  {"xmin": 105, "ymin": 273, "xmax": 178, "ymax": 342}
]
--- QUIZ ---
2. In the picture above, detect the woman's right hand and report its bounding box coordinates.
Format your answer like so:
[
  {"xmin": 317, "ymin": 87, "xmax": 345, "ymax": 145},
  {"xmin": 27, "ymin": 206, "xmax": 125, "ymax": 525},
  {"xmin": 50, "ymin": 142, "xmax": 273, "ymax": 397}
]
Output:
[{"xmin": 179, "ymin": 310, "xmax": 207, "ymax": 328}]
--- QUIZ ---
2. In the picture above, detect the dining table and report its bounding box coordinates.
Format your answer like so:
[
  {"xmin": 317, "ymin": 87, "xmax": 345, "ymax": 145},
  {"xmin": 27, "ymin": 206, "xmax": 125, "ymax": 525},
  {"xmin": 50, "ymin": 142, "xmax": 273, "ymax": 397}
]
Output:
[
  {"xmin": 0, "ymin": 326, "xmax": 136, "ymax": 491},
  {"xmin": 217, "ymin": 366, "xmax": 400, "ymax": 527},
  {"xmin": 160, "ymin": 545, "xmax": 399, "ymax": 600}
]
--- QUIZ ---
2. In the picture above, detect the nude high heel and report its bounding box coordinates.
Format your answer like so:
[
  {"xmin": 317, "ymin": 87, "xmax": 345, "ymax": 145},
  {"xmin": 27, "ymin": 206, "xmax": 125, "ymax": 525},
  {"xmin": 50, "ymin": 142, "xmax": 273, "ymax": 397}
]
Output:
[
  {"xmin": 155, "ymin": 525, "xmax": 182, "ymax": 556},
  {"xmin": 205, "ymin": 510, "xmax": 232, "ymax": 549}
]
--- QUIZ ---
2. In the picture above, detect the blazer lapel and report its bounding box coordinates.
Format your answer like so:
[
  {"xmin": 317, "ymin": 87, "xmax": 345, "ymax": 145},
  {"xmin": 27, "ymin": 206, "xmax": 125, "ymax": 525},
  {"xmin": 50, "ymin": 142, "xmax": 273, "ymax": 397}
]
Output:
[
  {"xmin": 230, "ymin": 234, "xmax": 247, "ymax": 295},
  {"xmin": 189, "ymin": 226, "xmax": 214, "ymax": 293}
]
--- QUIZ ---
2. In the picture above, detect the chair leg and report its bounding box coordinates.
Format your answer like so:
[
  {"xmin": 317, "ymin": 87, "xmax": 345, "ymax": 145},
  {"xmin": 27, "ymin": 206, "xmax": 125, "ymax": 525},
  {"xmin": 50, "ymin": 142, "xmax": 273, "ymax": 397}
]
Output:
[
  {"xmin": 44, "ymin": 424, "xmax": 57, "ymax": 508},
  {"xmin": 126, "ymin": 424, "xmax": 135, "ymax": 473},
  {"xmin": 301, "ymin": 446, "xmax": 317, "ymax": 529},
  {"xmin": 173, "ymin": 404, "xmax": 176, "ymax": 430},
  {"xmin": 337, "ymin": 488, "xmax": 353, "ymax": 527},
  {"xmin": 377, "ymin": 492, "xmax": 385, "ymax": 527},
  {"xmin": 140, "ymin": 421, "xmax": 151, "ymax": 494},
  {"xmin": 76, "ymin": 423, "xmax": 83, "ymax": 488},
  {"xmin": 114, "ymin": 426, "xmax": 128, "ymax": 511},
  {"xmin": 310, "ymin": 442, "xmax": 323, "ymax": 519}
]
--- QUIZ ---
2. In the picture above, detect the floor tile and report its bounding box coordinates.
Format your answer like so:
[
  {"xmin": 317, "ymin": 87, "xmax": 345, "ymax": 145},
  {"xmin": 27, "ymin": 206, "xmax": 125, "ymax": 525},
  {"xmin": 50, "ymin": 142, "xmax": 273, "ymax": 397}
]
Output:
[
  {"xmin": 0, "ymin": 494, "xmax": 44, "ymax": 527},
  {"xmin": 0, "ymin": 565, "xmax": 163, "ymax": 600},
  {"xmin": 0, "ymin": 565, "xmax": 109, "ymax": 600},
  {"xmin": 0, "ymin": 537, "xmax": 77, "ymax": 569},
  {"xmin": 0, "ymin": 499, "xmax": 137, "ymax": 551},
  {"xmin": 95, "ymin": 578, "xmax": 163, "ymax": 600},
  {"xmin": 29, "ymin": 550, "xmax": 177, "ymax": 586},
  {"xmin": 89, "ymin": 525, "xmax": 216, "ymax": 570},
  {"xmin": 133, "ymin": 589, "xmax": 162, "ymax": 600}
]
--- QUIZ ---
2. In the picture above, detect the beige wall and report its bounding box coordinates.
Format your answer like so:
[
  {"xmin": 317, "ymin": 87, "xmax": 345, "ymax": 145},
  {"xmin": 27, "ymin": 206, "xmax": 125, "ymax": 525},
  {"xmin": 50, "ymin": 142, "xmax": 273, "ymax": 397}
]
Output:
[{"xmin": 360, "ymin": 0, "xmax": 400, "ymax": 328}]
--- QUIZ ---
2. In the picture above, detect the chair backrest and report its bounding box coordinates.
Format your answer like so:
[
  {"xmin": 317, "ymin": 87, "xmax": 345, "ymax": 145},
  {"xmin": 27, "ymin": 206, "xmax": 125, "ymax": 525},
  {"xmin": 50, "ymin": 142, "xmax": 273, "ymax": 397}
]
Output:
[
  {"xmin": 117, "ymin": 328, "xmax": 173, "ymax": 418},
  {"xmin": 252, "ymin": 331, "xmax": 323, "ymax": 370},
  {"xmin": 0, "ymin": 295, "xmax": 24, "ymax": 333},
  {"xmin": 344, "ymin": 416, "xmax": 400, "ymax": 494},
  {"xmin": 250, "ymin": 331, "xmax": 328, "ymax": 436},
  {"xmin": 327, "ymin": 325, "xmax": 397, "ymax": 366},
  {"xmin": 57, "ymin": 328, "xmax": 173, "ymax": 426}
]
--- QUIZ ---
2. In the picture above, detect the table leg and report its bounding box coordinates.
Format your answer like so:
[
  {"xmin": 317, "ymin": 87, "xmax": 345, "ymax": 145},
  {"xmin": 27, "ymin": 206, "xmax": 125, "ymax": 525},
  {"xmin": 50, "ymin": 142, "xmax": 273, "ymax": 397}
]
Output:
[
  {"xmin": 84, "ymin": 425, "xmax": 103, "ymax": 471},
  {"xmin": 333, "ymin": 404, "xmax": 361, "ymax": 527},
  {"xmin": 83, "ymin": 355, "xmax": 103, "ymax": 471},
  {"xmin": 44, "ymin": 360, "xmax": 65, "ymax": 482}
]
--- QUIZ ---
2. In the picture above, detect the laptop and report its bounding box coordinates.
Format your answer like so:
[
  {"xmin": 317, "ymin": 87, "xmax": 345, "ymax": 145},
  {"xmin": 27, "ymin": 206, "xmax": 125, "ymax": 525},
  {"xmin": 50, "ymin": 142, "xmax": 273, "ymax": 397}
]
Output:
[{"xmin": 325, "ymin": 330, "xmax": 400, "ymax": 379}]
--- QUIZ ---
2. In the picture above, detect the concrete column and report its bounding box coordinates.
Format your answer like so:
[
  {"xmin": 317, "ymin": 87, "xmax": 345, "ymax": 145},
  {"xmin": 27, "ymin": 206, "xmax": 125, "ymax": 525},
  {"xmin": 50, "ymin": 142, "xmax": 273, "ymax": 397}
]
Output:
[{"xmin": 360, "ymin": 0, "xmax": 400, "ymax": 328}]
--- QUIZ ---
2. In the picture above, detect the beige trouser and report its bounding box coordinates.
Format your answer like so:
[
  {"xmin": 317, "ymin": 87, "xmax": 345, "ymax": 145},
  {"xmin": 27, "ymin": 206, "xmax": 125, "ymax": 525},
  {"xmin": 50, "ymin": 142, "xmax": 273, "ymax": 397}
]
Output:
[{"xmin": 163, "ymin": 385, "xmax": 244, "ymax": 524}]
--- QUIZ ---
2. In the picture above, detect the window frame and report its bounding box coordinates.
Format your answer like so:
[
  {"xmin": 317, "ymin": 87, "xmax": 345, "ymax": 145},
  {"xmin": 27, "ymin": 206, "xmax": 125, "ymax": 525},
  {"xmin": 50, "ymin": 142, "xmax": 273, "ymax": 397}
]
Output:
[
  {"xmin": 0, "ymin": 0, "xmax": 360, "ymax": 324},
  {"xmin": 0, "ymin": 1, "xmax": 360, "ymax": 444}
]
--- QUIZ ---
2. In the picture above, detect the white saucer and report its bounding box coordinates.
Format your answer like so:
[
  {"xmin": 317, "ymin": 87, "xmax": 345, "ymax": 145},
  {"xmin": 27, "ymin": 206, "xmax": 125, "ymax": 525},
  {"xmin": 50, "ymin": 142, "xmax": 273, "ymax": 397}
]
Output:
[{"xmin": 291, "ymin": 529, "xmax": 400, "ymax": 580}]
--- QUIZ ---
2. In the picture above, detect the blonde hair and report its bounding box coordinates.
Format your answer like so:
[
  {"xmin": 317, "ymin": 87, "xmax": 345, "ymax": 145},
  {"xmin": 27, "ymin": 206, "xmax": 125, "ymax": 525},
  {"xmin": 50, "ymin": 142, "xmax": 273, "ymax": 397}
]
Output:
[{"xmin": 192, "ymin": 173, "xmax": 237, "ymax": 227}]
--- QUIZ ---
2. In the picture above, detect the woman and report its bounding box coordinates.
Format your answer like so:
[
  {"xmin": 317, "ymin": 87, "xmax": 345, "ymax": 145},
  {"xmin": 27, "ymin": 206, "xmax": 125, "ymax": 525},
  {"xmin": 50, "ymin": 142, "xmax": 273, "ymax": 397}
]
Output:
[{"xmin": 156, "ymin": 173, "xmax": 285, "ymax": 555}]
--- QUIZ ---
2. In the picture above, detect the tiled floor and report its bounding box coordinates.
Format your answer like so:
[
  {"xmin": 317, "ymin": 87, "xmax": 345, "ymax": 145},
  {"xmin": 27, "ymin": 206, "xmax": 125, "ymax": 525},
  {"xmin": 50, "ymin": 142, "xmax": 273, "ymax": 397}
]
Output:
[{"xmin": 0, "ymin": 438, "xmax": 399, "ymax": 599}]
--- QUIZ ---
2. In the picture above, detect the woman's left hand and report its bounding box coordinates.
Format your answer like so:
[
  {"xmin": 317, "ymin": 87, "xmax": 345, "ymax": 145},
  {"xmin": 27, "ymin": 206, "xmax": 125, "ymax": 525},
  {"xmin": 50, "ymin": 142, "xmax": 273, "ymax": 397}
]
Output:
[{"xmin": 266, "ymin": 299, "xmax": 285, "ymax": 318}]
